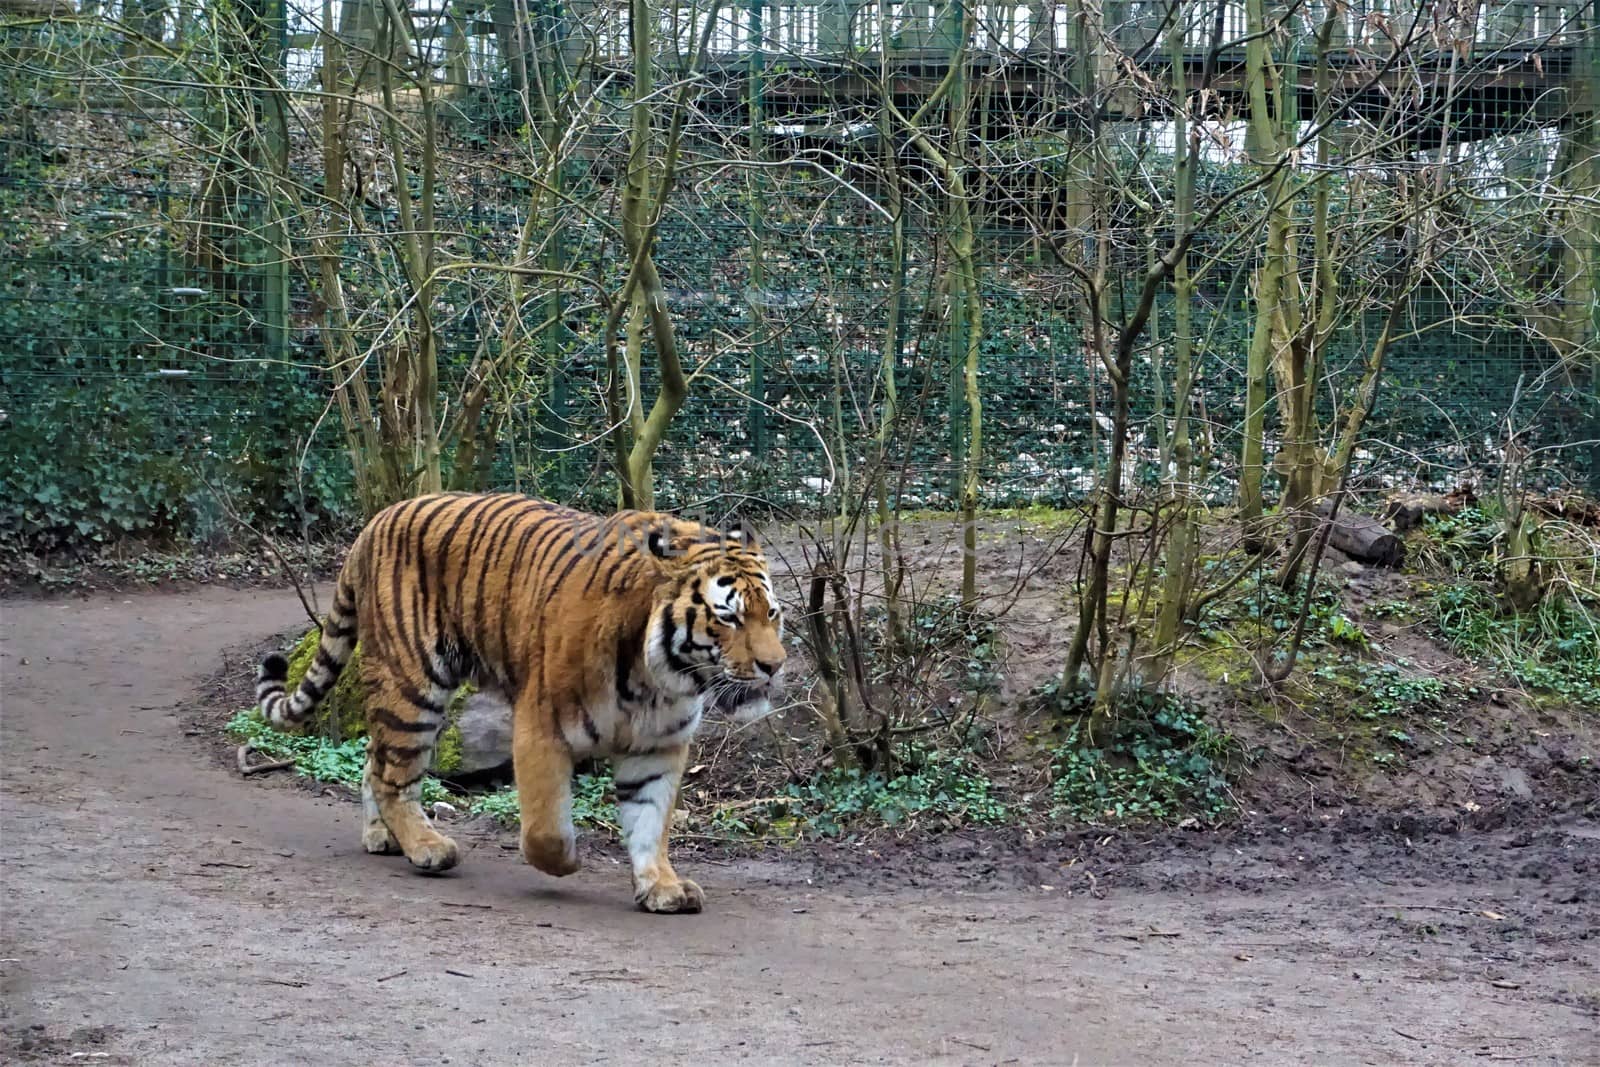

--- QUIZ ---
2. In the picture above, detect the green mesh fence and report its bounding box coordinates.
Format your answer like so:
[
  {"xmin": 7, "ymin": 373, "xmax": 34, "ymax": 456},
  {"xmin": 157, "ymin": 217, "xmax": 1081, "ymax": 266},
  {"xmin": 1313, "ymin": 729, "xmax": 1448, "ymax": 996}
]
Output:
[{"xmin": 2, "ymin": 3, "xmax": 1597, "ymax": 552}]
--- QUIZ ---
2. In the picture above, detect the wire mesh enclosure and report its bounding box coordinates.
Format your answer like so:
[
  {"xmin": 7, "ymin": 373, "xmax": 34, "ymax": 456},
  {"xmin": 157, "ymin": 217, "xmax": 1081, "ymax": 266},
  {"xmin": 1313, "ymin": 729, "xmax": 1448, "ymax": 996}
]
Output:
[{"xmin": 2, "ymin": 0, "xmax": 1596, "ymax": 551}]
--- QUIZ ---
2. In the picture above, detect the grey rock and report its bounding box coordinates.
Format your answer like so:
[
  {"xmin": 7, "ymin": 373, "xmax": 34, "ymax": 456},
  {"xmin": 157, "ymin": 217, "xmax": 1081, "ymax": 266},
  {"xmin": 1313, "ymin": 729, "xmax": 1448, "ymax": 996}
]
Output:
[{"xmin": 456, "ymin": 690, "xmax": 514, "ymax": 775}]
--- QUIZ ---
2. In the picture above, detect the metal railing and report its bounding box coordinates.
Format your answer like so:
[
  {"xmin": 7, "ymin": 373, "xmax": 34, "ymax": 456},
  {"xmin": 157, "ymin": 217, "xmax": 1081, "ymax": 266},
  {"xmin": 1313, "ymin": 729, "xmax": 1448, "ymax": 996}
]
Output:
[{"xmin": 258, "ymin": 0, "xmax": 1588, "ymax": 87}]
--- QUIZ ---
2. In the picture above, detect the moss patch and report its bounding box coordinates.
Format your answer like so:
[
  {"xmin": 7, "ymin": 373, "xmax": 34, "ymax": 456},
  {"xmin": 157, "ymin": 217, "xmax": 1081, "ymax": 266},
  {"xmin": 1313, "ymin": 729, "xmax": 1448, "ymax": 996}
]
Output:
[
  {"xmin": 281, "ymin": 628, "xmax": 368, "ymax": 740},
  {"xmin": 271, "ymin": 627, "xmax": 477, "ymax": 773},
  {"xmin": 432, "ymin": 685, "xmax": 476, "ymax": 776}
]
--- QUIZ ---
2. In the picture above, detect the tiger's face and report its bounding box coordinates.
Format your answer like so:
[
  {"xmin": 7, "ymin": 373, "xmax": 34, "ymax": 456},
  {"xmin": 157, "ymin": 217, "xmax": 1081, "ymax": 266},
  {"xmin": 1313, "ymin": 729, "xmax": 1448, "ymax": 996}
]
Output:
[{"xmin": 647, "ymin": 526, "xmax": 786, "ymax": 720}]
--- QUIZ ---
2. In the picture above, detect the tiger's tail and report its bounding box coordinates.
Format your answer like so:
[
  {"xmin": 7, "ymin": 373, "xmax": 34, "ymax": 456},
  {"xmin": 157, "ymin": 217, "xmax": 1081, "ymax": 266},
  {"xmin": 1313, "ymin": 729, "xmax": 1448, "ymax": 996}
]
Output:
[{"xmin": 256, "ymin": 567, "xmax": 361, "ymax": 729}]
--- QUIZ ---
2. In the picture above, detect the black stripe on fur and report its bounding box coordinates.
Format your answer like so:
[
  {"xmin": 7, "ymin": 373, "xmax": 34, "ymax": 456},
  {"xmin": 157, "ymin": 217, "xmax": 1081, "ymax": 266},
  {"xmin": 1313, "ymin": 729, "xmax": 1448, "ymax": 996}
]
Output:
[{"xmin": 259, "ymin": 653, "xmax": 289, "ymax": 683}]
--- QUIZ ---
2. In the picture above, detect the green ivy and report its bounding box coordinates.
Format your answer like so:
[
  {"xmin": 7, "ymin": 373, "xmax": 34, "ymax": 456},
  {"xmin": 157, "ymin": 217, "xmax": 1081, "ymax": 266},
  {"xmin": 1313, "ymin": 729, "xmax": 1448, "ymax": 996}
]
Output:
[
  {"xmin": 1038, "ymin": 683, "xmax": 1237, "ymax": 826},
  {"xmin": 1350, "ymin": 662, "xmax": 1448, "ymax": 720},
  {"xmin": 1435, "ymin": 582, "xmax": 1600, "ymax": 708},
  {"xmin": 227, "ymin": 710, "xmax": 622, "ymax": 825},
  {"xmin": 1194, "ymin": 567, "xmax": 1346, "ymax": 648},
  {"xmin": 468, "ymin": 772, "xmax": 616, "ymax": 830},
  {"xmin": 778, "ymin": 745, "xmax": 1009, "ymax": 837},
  {"xmin": 226, "ymin": 710, "xmax": 452, "ymax": 805}
]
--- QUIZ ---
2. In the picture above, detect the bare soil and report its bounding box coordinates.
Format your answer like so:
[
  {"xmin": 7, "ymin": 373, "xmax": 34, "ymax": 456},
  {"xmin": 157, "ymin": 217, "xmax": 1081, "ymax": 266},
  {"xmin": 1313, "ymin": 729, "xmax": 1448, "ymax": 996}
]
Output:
[
  {"xmin": 756, "ymin": 513, "xmax": 1600, "ymax": 825},
  {"xmin": 2, "ymin": 586, "xmax": 1597, "ymax": 1066}
]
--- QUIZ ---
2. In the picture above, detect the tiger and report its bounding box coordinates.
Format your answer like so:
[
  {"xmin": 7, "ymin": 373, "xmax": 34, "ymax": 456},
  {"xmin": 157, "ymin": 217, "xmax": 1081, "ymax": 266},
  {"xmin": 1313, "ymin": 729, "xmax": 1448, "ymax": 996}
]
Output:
[{"xmin": 252, "ymin": 492, "xmax": 786, "ymax": 913}]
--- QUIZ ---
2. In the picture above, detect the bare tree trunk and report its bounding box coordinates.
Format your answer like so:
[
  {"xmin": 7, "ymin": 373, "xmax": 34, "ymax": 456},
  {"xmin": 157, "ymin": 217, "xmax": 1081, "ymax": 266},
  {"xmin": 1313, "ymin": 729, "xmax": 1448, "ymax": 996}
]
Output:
[
  {"xmin": 933, "ymin": 0, "xmax": 982, "ymax": 613},
  {"xmin": 806, "ymin": 572, "xmax": 855, "ymax": 769},
  {"xmin": 1268, "ymin": 264, "xmax": 1414, "ymax": 681},
  {"xmin": 1150, "ymin": 0, "xmax": 1201, "ymax": 683},
  {"xmin": 876, "ymin": 114, "xmax": 906, "ymax": 644},
  {"xmin": 1238, "ymin": 0, "xmax": 1288, "ymax": 553},
  {"xmin": 869, "ymin": 0, "xmax": 986, "ymax": 611},
  {"xmin": 604, "ymin": 0, "xmax": 721, "ymax": 509},
  {"xmin": 310, "ymin": 6, "xmax": 389, "ymax": 513},
  {"xmin": 1272, "ymin": 16, "xmax": 1342, "ymax": 588},
  {"xmin": 1520, "ymin": 115, "xmax": 1600, "ymax": 368},
  {"xmin": 378, "ymin": 0, "xmax": 442, "ymax": 494},
  {"xmin": 952, "ymin": 220, "xmax": 983, "ymax": 615},
  {"xmin": 1062, "ymin": 0, "xmax": 1110, "ymax": 690}
]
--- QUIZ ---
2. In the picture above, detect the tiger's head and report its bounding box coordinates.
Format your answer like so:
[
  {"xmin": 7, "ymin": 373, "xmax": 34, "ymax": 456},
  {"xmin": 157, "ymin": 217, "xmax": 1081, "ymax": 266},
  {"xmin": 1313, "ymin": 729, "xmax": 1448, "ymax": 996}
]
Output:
[{"xmin": 644, "ymin": 520, "xmax": 786, "ymax": 721}]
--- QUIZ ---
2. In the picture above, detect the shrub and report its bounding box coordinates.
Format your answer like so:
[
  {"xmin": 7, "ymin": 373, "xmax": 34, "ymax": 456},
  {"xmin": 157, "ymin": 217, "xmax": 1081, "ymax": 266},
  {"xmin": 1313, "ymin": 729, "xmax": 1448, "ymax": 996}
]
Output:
[{"xmin": 1036, "ymin": 682, "xmax": 1237, "ymax": 825}]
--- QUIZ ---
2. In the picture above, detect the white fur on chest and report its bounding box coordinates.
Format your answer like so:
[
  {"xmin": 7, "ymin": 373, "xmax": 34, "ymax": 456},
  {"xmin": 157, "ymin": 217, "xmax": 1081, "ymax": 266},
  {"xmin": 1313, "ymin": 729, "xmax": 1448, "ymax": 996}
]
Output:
[{"xmin": 560, "ymin": 685, "xmax": 704, "ymax": 758}]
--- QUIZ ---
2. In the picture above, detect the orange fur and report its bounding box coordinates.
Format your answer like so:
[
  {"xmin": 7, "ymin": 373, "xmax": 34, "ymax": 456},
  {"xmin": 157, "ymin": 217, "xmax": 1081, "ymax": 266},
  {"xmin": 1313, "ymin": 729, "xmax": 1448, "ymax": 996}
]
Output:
[{"xmin": 255, "ymin": 492, "xmax": 786, "ymax": 911}]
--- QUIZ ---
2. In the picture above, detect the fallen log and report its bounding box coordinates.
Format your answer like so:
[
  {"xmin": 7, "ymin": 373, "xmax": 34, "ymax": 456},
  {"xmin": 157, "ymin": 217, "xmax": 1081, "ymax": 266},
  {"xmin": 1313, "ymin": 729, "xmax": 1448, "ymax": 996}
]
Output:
[
  {"xmin": 1530, "ymin": 493, "xmax": 1600, "ymax": 529},
  {"xmin": 1316, "ymin": 501, "xmax": 1405, "ymax": 567}
]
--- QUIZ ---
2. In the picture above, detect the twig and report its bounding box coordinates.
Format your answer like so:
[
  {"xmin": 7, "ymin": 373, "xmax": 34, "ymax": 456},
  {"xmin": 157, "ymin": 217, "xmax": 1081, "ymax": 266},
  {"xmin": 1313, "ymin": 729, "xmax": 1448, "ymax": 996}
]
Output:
[
  {"xmin": 195, "ymin": 470, "xmax": 321, "ymax": 629},
  {"xmin": 444, "ymin": 969, "xmax": 474, "ymax": 979},
  {"xmin": 572, "ymin": 968, "xmax": 635, "ymax": 983},
  {"xmin": 1073, "ymin": 946, "xmax": 1129, "ymax": 960},
  {"xmin": 1364, "ymin": 904, "xmax": 1477, "ymax": 914},
  {"xmin": 441, "ymin": 901, "xmax": 493, "ymax": 910},
  {"xmin": 1392, "ymin": 1028, "xmax": 1422, "ymax": 1042},
  {"xmin": 199, "ymin": 861, "xmax": 254, "ymax": 869},
  {"xmin": 710, "ymin": 796, "xmax": 792, "ymax": 813},
  {"xmin": 237, "ymin": 743, "xmax": 296, "ymax": 777},
  {"xmin": 261, "ymin": 978, "xmax": 308, "ymax": 988},
  {"xmin": 376, "ymin": 970, "xmax": 407, "ymax": 983}
]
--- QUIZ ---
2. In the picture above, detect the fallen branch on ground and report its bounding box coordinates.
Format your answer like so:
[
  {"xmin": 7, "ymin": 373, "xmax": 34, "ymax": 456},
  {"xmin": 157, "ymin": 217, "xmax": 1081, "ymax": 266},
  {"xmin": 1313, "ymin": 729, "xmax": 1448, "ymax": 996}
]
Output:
[{"xmin": 237, "ymin": 743, "xmax": 296, "ymax": 777}]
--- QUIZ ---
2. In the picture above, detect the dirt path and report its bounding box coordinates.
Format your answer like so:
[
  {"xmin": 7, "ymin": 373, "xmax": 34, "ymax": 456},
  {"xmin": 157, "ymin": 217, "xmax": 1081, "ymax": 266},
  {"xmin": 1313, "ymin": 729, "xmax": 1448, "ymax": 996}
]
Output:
[{"xmin": 1, "ymin": 588, "xmax": 1595, "ymax": 1066}]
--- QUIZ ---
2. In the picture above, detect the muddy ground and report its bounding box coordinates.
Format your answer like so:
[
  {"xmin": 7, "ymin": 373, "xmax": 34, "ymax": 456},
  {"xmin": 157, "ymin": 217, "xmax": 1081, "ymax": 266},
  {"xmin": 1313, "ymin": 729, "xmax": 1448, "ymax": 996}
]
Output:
[{"xmin": 2, "ymin": 585, "xmax": 1597, "ymax": 1065}]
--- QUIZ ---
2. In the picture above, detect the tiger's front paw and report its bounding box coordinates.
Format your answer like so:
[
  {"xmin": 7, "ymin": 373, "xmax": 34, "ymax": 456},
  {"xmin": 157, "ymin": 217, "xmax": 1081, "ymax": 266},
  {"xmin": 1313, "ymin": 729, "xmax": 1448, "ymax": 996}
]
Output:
[
  {"xmin": 361, "ymin": 821, "xmax": 400, "ymax": 855},
  {"xmin": 522, "ymin": 829, "xmax": 579, "ymax": 876},
  {"xmin": 405, "ymin": 831, "xmax": 460, "ymax": 874},
  {"xmin": 635, "ymin": 875, "xmax": 704, "ymax": 914}
]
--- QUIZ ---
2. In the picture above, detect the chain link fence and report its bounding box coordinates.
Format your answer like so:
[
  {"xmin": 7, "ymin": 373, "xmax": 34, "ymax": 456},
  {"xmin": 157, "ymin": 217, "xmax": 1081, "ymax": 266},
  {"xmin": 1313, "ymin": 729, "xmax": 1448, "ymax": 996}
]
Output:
[{"xmin": 3, "ymin": 3, "xmax": 1596, "ymax": 552}]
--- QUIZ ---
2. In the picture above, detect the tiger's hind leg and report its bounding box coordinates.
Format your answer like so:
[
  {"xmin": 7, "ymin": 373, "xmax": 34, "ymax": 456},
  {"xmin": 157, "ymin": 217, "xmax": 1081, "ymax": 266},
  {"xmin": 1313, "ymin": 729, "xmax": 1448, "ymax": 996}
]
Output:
[
  {"xmin": 360, "ymin": 763, "xmax": 400, "ymax": 855},
  {"xmin": 362, "ymin": 658, "xmax": 459, "ymax": 873}
]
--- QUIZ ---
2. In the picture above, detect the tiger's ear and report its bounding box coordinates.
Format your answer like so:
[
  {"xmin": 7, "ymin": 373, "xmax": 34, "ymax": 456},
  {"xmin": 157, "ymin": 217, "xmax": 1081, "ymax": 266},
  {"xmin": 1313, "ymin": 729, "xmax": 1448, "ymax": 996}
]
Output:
[
  {"xmin": 644, "ymin": 521, "xmax": 699, "ymax": 565},
  {"xmin": 726, "ymin": 518, "xmax": 759, "ymax": 550},
  {"xmin": 646, "ymin": 527, "xmax": 674, "ymax": 559}
]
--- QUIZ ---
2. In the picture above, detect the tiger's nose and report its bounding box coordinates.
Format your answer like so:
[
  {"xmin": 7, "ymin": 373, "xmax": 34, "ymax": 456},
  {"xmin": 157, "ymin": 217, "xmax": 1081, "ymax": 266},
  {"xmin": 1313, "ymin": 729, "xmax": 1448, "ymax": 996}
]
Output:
[{"xmin": 755, "ymin": 659, "xmax": 782, "ymax": 679}]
